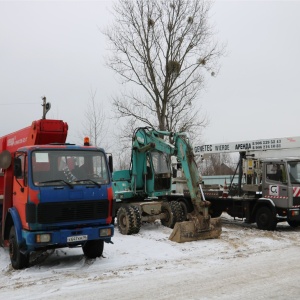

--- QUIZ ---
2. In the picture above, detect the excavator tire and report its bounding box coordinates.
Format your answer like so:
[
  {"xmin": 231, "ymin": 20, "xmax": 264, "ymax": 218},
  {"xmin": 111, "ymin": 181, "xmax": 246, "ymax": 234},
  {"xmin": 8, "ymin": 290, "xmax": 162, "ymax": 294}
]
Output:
[
  {"xmin": 117, "ymin": 206, "xmax": 136, "ymax": 235},
  {"xmin": 172, "ymin": 201, "xmax": 185, "ymax": 223},
  {"xmin": 128, "ymin": 205, "xmax": 142, "ymax": 234},
  {"xmin": 161, "ymin": 201, "xmax": 182, "ymax": 229},
  {"xmin": 177, "ymin": 198, "xmax": 193, "ymax": 221}
]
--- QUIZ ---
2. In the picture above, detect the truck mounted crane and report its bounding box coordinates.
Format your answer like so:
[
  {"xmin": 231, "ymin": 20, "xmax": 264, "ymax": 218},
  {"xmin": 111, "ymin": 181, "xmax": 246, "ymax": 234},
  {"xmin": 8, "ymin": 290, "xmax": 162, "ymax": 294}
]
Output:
[
  {"xmin": 192, "ymin": 136, "xmax": 300, "ymax": 230},
  {"xmin": 112, "ymin": 127, "xmax": 221, "ymax": 243},
  {"xmin": 0, "ymin": 98, "xmax": 114, "ymax": 269}
]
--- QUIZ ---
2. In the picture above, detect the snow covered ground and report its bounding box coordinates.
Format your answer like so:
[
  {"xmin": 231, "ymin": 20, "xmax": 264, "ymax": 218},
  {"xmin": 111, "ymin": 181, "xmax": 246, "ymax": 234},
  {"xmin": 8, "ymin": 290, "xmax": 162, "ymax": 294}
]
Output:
[{"xmin": 1, "ymin": 214, "xmax": 300, "ymax": 300}]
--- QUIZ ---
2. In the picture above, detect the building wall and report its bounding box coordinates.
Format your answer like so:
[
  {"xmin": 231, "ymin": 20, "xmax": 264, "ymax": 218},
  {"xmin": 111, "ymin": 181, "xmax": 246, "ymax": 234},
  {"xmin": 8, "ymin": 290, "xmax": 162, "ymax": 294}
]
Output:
[{"xmin": 202, "ymin": 175, "xmax": 239, "ymax": 186}]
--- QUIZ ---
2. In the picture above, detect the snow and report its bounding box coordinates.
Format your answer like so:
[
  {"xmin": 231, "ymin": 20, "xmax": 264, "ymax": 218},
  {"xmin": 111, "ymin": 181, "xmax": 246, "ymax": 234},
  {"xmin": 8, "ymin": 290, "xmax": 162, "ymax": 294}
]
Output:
[{"xmin": 1, "ymin": 215, "xmax": 300, "ymax": 299}]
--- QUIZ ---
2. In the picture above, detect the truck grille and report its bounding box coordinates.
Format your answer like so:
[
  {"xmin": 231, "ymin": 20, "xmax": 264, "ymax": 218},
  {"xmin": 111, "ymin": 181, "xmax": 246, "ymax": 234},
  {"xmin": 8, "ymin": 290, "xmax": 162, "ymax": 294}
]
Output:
[{"xmin": 26, "ymin": 200, "xmax": 109, "ymax": 224}]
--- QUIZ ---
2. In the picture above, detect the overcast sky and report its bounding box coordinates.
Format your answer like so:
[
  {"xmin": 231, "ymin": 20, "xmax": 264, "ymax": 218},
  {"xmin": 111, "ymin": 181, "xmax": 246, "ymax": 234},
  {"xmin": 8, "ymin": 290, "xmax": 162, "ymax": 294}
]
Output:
[{"xmin": 1, "ymin": 0, "xmax": 300, "ymax": 150}]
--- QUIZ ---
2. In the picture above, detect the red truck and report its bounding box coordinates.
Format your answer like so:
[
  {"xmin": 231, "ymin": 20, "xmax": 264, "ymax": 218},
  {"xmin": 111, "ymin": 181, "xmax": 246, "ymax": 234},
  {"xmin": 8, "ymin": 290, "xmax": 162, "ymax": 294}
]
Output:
[{"xmin": 0, "ymin": 98, "xmax": 114, "ymax": 269}]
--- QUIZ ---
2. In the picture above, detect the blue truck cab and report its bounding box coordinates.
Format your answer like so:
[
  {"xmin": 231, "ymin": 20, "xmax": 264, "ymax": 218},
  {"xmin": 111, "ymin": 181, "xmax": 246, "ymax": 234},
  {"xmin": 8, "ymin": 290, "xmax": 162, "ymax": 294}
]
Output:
[{"xmin": 1, "ymin": 143, "xmax": 115, "ymax": 269}]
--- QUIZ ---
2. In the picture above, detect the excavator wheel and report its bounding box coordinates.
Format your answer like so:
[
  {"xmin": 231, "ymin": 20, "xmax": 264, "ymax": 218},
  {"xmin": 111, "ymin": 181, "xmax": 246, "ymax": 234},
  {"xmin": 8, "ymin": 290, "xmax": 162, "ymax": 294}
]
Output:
[
  {"xmin": 117, "ymin": 206, "xmax": 138, "ymax": 235},
  {"xmin": 177, "ymin": 198, "xmax": 193, "ymax": 221},
  {"xmin": 161, "ymin": 201, "xmax": 183, "ymax": 229},
  {"xmin": 172, "ymin": 201, "xmax": 185, "ymax": 223},
  {"xmin": 128, "ymin": 205, "xmax": 142, "ymax": 234}
]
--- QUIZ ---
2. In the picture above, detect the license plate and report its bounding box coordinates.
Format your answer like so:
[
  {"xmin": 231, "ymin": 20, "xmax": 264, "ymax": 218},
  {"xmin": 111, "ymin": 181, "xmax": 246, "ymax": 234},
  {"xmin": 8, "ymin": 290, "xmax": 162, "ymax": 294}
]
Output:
[{"xmin": 67, "ymin": 235, "xmax": 88, "ymax": 243}]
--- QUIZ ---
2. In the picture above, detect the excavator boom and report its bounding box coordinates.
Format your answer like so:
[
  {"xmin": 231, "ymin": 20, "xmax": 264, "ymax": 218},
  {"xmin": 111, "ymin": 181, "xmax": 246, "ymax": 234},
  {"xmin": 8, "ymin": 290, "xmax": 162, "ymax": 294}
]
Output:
[{"xmin": 169, "ymin": 133, "xmax": 221, "ymax": 242}]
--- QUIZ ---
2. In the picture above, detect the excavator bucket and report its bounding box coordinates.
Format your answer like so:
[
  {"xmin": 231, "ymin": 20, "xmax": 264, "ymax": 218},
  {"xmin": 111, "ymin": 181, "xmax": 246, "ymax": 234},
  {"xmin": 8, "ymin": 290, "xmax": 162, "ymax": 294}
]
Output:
[{"xmin": 169, "ymin": 214, "xmax": 222, "ymax": 243}]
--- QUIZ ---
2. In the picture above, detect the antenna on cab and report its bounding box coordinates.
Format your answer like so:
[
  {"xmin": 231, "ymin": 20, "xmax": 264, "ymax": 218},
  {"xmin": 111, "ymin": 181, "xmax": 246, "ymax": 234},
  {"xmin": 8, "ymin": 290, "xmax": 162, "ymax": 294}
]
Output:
[{"xmin": 42, "ymin": 96, "xmax": 51, "ymax": 119}]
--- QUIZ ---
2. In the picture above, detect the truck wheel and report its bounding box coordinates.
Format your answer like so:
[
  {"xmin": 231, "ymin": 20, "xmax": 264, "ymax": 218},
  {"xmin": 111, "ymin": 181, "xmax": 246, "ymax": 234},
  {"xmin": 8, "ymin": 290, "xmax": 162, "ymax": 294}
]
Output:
[
  {"xmin": 209, "ymin": 207, "xmax": 223, "ymax": 218},
  {"xmin": 129, "ymin": 205, "xmax": 142, "ymax": 234},
  {"xmin": 9, "ymin": 226, "xmax": 29, "ymax": 270},
  {"xmin": 117, "ymin": 206, "xmax": 135, "ymax": 235},
  {"xmin": 255, "ymin": 206, "xmax": 277, "ymax": 230},
  {"xmin": 82, "ymin": 240, "xmax": 104, "ymax": 258},
  {"xmin": 161, "ymin": 201, "xmax": 177, "ymax": 229},
  {"xmin": 287, "ymin": 220, "xmax": 300, "ymax": 228}
]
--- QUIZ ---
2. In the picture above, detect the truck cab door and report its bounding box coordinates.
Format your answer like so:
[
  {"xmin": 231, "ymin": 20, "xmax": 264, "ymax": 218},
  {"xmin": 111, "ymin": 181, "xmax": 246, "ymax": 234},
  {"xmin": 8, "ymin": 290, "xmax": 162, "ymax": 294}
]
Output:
[
  {"xmin": 263, "ymin": 162, "xmax": 288, "ymax": 208},
  {"xmin": 13, "ymin": 152, "xmax": 29, "ymax": 228},
  {"xmin": 287, "ymin": 160, "xmax": 300, "ymax": 208}
]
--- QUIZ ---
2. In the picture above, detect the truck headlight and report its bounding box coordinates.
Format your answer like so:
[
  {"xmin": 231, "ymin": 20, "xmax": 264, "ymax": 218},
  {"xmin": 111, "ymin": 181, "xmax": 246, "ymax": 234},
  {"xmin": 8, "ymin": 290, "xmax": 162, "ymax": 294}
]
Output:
[
  {"xmin": 291, "ymin": 210, "xmax": 300, "ymax": 216},
  {"xmin": 36, "ymin": 234, "xmax": 51, "ymax": 243},
  {"xmin": 99, "ymin": 228, "xmax": 112, "ymax": 237}
]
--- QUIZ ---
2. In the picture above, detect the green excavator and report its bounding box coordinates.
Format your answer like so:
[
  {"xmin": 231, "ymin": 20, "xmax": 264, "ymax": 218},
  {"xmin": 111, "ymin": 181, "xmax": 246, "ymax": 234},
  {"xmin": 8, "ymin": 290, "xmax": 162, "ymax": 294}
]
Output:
[{"xmin": 112, "ymin": 127, "xmax": 221, "ymax": 242}]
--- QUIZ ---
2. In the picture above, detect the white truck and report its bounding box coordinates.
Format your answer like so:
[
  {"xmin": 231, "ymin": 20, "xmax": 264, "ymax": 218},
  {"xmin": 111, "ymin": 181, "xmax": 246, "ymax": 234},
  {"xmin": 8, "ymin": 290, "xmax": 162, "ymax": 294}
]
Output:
[{"xmin": 191, "ymin": 136, "xmax": 300, "ymax": 230}]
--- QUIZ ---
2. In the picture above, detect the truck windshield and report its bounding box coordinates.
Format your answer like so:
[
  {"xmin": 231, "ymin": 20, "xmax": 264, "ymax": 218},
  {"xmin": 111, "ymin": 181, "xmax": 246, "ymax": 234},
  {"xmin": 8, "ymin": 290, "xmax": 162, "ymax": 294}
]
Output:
[
  {"xmin": 287, "ymin": 161, "xmax": 300, "ymax": 184},
  {"xmin": 32, "ymin": 150, "xmax": 110, "ymax": 186}
]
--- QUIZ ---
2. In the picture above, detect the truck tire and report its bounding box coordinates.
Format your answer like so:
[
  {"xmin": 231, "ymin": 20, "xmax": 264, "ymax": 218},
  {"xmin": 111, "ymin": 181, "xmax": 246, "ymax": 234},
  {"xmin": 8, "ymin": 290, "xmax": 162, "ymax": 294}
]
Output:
[
  {"xmin": 161, "ymin": 201, "xmax": 178, "ymax": 229},
  {"xmin": 287, "ymin": 220, "xmax": 300, "ymax": 228},
  {"xmin": 9, "ymin": 226, "xmax": 29, "ymax": 269},
  {"xmin": 209, "ymin": 206, "xmax": 223, "ymax": 218},
  {"xmin": 117, "ymin": 206, "xmax": 136, "ymax": 235},
  {"xmin": 82, "ymin": 239, "xmax": 104, "ymax": 258},
  {"xmin": 129, "ymin": 205, "xmax": 142, "ymax": 234},
  {"xmin": 255, "ymin": 206, "xmax": 277, "ymax": 231}
]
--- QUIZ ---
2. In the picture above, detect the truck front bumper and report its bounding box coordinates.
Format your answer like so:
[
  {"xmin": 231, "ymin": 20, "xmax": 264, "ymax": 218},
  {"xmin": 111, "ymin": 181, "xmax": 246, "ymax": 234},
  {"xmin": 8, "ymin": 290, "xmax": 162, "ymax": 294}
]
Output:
[{"xmin": 22, "ymin": 224, "xmax": 114, "ymax": 252}]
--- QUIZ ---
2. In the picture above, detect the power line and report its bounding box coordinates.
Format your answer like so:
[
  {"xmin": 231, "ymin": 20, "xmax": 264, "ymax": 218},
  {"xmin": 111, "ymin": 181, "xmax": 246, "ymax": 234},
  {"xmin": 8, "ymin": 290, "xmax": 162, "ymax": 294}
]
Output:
[{"xmin": 0, "ymin": 102, "xmax": 38, "ymax": 105}]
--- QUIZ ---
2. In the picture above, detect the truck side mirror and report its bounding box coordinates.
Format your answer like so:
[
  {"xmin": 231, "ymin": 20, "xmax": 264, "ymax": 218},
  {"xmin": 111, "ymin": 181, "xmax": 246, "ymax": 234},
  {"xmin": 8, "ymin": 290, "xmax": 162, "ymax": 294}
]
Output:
[
  {"xmin": 14, "ymin": 158, "xmax": 23, "ymax": 178},
  {"xmin": 0, "ymin": 150, "xmax": 11, "ymax": 169},
  {"xmin": 108, "ymin": 155, "xmax": 113, "ymax": 173}
]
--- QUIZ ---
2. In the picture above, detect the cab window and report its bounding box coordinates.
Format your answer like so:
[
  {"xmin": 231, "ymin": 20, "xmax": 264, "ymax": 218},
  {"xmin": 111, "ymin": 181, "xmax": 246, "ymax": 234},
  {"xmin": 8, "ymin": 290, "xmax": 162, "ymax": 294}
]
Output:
[{"xmin": 266, "ymin": 163, "xmax": 286, "ymax": 182}]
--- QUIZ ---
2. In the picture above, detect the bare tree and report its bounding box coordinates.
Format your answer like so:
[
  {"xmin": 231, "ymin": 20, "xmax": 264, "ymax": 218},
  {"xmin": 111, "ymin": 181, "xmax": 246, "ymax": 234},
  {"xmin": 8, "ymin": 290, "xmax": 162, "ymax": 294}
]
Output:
[
  {"xmin": 82, "ymin": 89, "xmax": 108, "ymax": 149},
  {"xmin": 104, "ymin": 0, "xmax": 224, "ymax": 137},
  {"xmin": 200, "ymin": 153, "xmax": 237, "ymax": 176}
]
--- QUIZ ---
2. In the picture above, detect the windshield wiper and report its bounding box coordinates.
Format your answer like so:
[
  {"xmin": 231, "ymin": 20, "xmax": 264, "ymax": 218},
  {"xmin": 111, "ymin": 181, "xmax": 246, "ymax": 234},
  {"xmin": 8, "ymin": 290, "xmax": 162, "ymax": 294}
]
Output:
[
  {"xmin": 74, "ymin": 179, "xmax": 101, "ymax": 188},
  {"xmin": 39, "ymin": 180, "xmax": 74, "ymax": 189}
]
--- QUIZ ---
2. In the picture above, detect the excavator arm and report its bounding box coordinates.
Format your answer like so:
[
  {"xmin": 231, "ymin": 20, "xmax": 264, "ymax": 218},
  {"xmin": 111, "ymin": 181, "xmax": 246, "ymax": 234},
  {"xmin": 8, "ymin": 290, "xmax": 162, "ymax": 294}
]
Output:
[
  {"xmin": 169, "ymin": 133, "xmax": 222, "ymax": 242},
  {"xmin": 173, "ymin": 133, "xmax": 209, "ymax": 213}
]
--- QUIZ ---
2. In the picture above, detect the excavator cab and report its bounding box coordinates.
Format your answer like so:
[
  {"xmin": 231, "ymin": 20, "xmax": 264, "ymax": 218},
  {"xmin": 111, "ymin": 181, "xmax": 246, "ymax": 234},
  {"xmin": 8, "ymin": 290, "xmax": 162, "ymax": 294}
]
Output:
[{"xmin": 145, "ymin": 150, "xmax": 172, "ymax": 194}]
